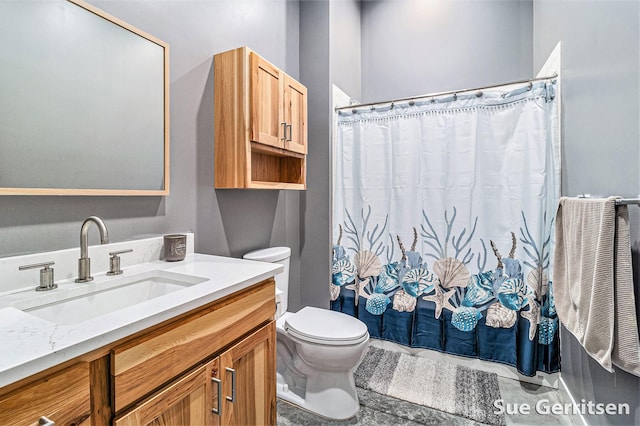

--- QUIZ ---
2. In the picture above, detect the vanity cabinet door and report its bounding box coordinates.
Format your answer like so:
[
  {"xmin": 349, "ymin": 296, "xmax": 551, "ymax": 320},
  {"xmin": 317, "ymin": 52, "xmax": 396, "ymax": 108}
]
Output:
[
  {"xmin": 250, "ymin": 52, "xmax": 285, "ymax": 149},
  {"xmin": 220, "ymin": 321, "xmax": 276, "ymax": 426},
  {"xmin": 111, "ymin": 280, "xmax": 275, "ymax": 412},
  {"xmin": 283, "ymin": 74, "xmax": 307, "ymax": 155},
  {"xmin": 114, "ymin": 321, "xmax": 275, "ymax": 426},
  {"xmin": 114, "ymin": 360, "xmax": 218, "ymax": 426},
  {"xmin": 0, "ymin": 362, "xmax": 91, "ymax": 426}
]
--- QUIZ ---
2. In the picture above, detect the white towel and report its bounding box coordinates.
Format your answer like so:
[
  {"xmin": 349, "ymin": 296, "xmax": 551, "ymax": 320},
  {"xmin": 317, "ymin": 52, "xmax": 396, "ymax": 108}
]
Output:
[{"xmin": 553, "ymin": 196, "xmax": 640, "ymax": 376}]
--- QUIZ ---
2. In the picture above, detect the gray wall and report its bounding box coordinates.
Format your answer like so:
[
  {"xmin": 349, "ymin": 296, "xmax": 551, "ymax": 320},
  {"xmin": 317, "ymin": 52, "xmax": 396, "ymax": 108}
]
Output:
[
  {"xmin": 534, "ymin": 1, "xmax": 640, "ymax": 425},
  {"xmin": 0, "ymin": 0, "xmax": 301, "ymax": 297},
  {"xmin": 298, "ymin": 0, "xmax": 331, "ymax": 311},
  {"xmin": 331, "ymin": 0, "xmax": 362, "ymax": 101},
  {"xmin": 295, "ymin": 0, "xmax": 363, "ymax": 313},
  {"xmin": 360, "ymin": 0, "xmax": 533, "ymax": 102}
]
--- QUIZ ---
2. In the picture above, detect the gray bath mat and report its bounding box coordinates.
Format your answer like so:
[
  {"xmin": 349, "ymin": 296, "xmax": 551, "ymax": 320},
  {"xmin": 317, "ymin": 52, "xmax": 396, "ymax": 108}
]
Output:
[{"xmin": 354, "ymin": 346, "xmax": 506, "ymax": 425}]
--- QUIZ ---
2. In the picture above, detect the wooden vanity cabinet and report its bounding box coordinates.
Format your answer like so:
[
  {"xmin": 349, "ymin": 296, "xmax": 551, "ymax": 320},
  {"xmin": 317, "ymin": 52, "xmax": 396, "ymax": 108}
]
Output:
[
  {"xmin": 114, "ymin": 321, "xmax": 276, "ymax": 426},
  {"xmin": 0, "ymin": 362, "xmax": 92, "ymax": 426},
  {"xmin": 215, "ymin": 46, "xmax": 307, "ymax": 189},
  {"xmin": 112, "ymin": 278, "xmax": 276, "ymax": 425},
  {"xmin": 0, "ymin": 279, "xmax": 276, "ymax": 426}
]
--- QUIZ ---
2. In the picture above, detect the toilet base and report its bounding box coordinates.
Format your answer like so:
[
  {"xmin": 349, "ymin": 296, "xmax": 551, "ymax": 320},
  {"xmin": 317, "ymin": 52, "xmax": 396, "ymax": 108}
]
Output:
[
  {"xmin": 275, "ymin": 310, "xmax": 369, "ymax": 420},
  {"xmin": 277, "ymin": 370, "xmax": 360, "ymax": 420}
]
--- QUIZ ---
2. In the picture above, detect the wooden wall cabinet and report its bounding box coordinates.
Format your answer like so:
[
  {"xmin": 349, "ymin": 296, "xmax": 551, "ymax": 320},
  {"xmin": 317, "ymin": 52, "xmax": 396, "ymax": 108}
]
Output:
[
  {"xmin": 215, "ymin": 46, "xmax": 307, "ymax": 189},
  {"xmin": 0, "ymin": 279, "xmax": 276, "ymax": 426}
]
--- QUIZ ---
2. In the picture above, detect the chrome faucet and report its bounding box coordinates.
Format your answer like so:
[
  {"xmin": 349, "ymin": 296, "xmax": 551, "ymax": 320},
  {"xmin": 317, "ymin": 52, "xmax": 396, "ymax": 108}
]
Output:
[{"xmin": 76, "ymin": 216, "xmax": 109, "ymax": 283}]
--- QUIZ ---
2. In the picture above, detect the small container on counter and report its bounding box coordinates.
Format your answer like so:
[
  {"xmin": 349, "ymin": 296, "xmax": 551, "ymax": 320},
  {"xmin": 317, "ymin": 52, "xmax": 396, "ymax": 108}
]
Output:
[{"xmin": 164, "ymin": 234, "xmax": 186, "ymax": 261}]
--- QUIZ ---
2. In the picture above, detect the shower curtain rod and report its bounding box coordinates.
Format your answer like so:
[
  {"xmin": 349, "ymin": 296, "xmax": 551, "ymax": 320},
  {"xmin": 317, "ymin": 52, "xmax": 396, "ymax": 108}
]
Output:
[{"xmin": 335, "ymin": 73, "xmax": 558, "ymax": 111}]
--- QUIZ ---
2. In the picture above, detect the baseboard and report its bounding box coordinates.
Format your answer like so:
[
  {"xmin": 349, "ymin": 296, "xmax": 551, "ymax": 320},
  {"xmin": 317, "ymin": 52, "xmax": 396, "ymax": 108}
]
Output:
[{"xmin": 558, "ymin": 375, "xmax": 589, "ymax": 426}]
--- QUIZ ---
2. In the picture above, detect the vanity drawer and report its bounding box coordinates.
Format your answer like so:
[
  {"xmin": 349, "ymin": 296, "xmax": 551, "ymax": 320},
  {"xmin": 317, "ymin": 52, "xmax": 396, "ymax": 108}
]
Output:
[
  {"xmin": 0, "ymin": 362, "xmax": 91, "ymax": 426},
  {"xmin": 111, "ymin": 279, "xmax": 275, "ymax": 413}
]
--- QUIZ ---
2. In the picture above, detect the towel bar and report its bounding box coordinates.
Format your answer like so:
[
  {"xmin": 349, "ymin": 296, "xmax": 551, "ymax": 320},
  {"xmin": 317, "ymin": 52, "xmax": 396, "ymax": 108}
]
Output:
[
  {"xmin": 576, "ymin": 194, "xmax": 640, "ymax": 206},
  {"xmin": 615, "ymin": 198, "xmax": 640, "ymax": 206}
]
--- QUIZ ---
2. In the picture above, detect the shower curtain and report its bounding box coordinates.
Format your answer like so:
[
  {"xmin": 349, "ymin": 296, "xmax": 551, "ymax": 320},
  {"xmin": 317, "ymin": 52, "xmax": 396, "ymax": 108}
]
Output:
[{"xmin": 331, "ymin": 80, "xmax": 560, "ymax": 376}]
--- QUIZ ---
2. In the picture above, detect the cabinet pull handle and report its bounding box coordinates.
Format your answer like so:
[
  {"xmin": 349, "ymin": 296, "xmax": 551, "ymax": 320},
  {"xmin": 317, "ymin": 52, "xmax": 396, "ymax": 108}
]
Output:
[
  {"xmin": 226, "ymin": 367, "xmax": 236, "ymax": 403},
  {"xmin": 281, "ymin": 122, "xmax": 287, "ymax": 141},
  {"xmin": 286, "ymin": 124, "xmax": 293, "ymax": 142},
  {"xmin": 211, "ymin": 377, "xmax": 222, "ymax": 416},
  {"xmin": 38, "ymin": 417, "xmax": 55, "ymax": 426}
]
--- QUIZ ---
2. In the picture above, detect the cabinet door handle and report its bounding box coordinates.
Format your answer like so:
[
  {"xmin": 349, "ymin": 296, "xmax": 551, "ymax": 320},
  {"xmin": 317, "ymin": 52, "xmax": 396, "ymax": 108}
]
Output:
[
  {"xmin": 211, "ymin": 377, "xmax": 222, "ymax": 416},
  {"xmin": 38, "ymin": 417, "xmax": 55, "ymax": 426},
  {"xmin": 286, "ymin": 124, "xmax": 293, "ymax": 142},
  {"xmin": 225, "ymin": 367, "xmax": 236, "ymax": 403},
  {"xmin": 281, "ymin": 122, "xmax": 287, "ymax": 141}
]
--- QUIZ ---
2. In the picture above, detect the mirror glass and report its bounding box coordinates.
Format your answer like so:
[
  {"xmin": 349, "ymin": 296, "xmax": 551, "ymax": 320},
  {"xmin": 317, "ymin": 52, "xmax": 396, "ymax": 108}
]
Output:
[{"xmin": 0, "ymin": 0, "xmax": 169, "ymax": 195}]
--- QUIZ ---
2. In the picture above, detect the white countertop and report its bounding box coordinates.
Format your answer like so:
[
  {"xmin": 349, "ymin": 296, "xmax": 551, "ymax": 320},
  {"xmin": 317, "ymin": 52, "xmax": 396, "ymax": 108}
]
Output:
[{"xmin": 0, "ymin": 253, "xmax": 282, "ymax": 388}]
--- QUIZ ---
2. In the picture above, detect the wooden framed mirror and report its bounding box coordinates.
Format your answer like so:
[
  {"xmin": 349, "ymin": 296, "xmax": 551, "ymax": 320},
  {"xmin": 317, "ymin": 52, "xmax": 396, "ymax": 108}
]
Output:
[{"xmin": 0, "ymin": 0, "xmax": 170, "ymax": 195}]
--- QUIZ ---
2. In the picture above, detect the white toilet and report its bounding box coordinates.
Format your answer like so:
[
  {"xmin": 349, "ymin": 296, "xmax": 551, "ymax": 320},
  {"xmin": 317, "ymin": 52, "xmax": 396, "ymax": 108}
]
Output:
[{"xmin": 243, "ymin": 247, "xmax": 370, "ymax": 420}]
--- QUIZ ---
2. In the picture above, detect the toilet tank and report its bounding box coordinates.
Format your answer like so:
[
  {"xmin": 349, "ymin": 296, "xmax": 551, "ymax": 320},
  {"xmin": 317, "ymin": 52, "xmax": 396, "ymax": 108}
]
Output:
[{"xmin": 243, "ymin": 247, "xmax": 290, "ymax": 315}]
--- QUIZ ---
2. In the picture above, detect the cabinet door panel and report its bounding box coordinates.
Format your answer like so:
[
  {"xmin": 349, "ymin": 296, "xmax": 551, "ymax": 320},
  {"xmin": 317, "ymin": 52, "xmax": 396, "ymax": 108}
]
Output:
[
  {"xmin": 114, "ymin": 362, "xmax": 214, "ymax": 426},
  {"xmin": 250, "ymin": 53, "xmax": 283, "ymax": 149},
  {"xmin": 283, "ymin": 75, "xmax": 307, "ymax": 155},
  {"xmin": 221, "ymin": 322, "xmax": 276, "ymax": 426}
]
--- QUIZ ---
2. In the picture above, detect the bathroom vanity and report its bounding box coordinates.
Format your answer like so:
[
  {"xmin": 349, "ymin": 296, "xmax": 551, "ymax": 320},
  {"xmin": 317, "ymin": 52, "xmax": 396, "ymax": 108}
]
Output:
[{"xmin": 0, "ymin": 238, "xmax": 281, "ymax": 425}]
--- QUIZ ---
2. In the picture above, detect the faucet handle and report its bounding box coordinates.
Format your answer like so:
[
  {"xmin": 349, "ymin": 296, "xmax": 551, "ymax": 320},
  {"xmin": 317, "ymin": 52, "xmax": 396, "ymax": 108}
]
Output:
[
  {"xmin": 107, "ymin": 249, "xmax": 133, "ymax": 276},
  {"xmin": 19, "ymin": 261, "xmax": 58, "ymax": 291}
]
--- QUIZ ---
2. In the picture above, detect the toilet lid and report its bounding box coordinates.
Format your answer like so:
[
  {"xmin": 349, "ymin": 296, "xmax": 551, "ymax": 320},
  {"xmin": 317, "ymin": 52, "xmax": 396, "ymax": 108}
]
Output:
[{"xmin": 284, "ymin": 307, "xmax": 369, "ymax": 345}]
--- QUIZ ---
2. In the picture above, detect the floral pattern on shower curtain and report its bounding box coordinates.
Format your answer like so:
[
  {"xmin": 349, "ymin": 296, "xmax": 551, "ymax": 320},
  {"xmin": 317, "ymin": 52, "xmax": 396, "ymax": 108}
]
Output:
[{"xmin": 332, "ymin": 80, "xmax": 560, "ymax": 376}]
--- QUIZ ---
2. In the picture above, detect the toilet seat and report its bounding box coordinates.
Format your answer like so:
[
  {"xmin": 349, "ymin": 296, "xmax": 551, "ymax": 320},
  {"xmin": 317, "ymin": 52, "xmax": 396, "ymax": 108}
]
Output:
[{"xmin": 284, "ymin": 307, "xmax": 369, "ymax": 346}]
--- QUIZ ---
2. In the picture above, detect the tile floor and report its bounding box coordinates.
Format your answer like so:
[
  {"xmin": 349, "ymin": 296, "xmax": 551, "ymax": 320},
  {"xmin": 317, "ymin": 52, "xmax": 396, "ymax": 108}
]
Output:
[{"xmin": 277, "ymin": 373, "xmax": 581, "ymax": 426}]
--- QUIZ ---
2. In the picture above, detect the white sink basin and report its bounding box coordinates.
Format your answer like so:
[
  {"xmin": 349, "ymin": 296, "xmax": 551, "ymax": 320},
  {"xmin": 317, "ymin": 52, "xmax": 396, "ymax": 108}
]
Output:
[{"xmin": 13, "ymin": 270, "xmax": 208, "ymax": 325}]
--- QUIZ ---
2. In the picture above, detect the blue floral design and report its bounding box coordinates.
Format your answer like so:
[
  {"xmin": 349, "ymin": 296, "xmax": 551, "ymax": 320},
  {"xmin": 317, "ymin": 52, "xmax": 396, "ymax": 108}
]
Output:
[
  {"xmin": 366, "ymin": 293, "xmax": 391, "ymax": 315},
  {"xmin": 334, "ymin": 205, "xmax": 561, "ymax": 375},
  {"xmin": 384, "ymin": 262, "xmax": 401, "ymax": 281},
  {"xmin": 402, "ymin": 267, "xmax": 438, "ymax": 297},
  {"xmin": 332, "ymin": 258, "xmax": 356, "ymax": 287},
  {"xmin": 405, "ymin": 251, "xmax": 424, "ymax": 269},
  {"xmin": 375, "ymin": 269, "xmax": 401, "ymax": 293},
  {"xmin": 538, "ymin": 316, "xmax": 558, "ymax": 345},
  {"xmin": 498, "ymin": 278, "xmax": 529, "ymax": 311},
  {"xmin": 502, "ymin": 258, "xmax": 523, "ymax": 279},
  {"xmin": 541, "ymin": 281, "xmax": 556, "ymax": 317},
  {"xmin": 462, "ymin": 271, "xmax": 494, "ymax": 307},
  {"xmin": 452, "ymin": 307, "xmax": 482, "ymax": 331}
]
